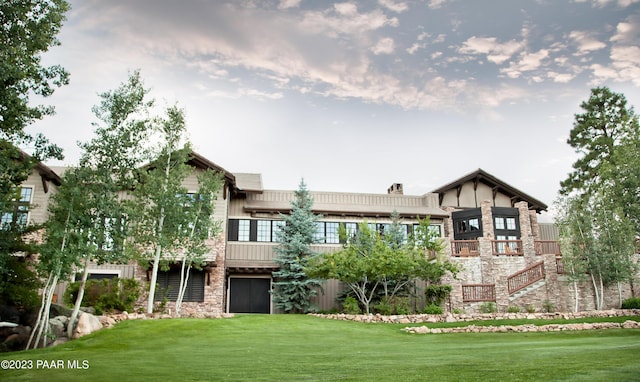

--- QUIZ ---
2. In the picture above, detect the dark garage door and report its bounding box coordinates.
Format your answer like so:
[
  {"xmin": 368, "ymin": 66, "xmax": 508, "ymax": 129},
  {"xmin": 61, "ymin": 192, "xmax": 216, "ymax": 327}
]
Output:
[{"xmin": 229, "ymin": 278, "xmax": 271, "ymax": 313}]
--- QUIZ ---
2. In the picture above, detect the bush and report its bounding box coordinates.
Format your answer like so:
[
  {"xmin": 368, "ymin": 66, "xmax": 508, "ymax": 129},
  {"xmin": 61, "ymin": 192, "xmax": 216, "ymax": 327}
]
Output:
[
  {"xmin": 423, "ymin": 303, "xmax": 443, "ymax": 314},
  {"xmin": 393, "ymin": 297, "xmax": 413, "ymax": 315},
  {"xmin": 542, "ymin": 299, "xmax": 555, "ymax": 313},
  {"xmin": 507, "ymin": 306, "xmax": 520, "ymax": 313},
  {"xmin": 342, "ymin": 296, "xmax": 361, "ymax": 315},
  {"xmin": 0, "ymin": 256, "xmax": 41, "ymax": 310},
  {"xmin": 452, "ymin": 308, "xmax": 464, "ymax": 314},
  {"xmin": 374, "ymin": 298, "xmax": 393, "ymax": 315},
  {"xmin": 479, "ymin": 302, "xmax": 497, "ymax": 313},
  {"xmin": 621, "ymin": 297, "xmax": 640, "ymax": 309},
  {"xmin": 425, "ymin": 284, "xmax": 452, "ymax": 306},
  {"xmin": 64, "ymin": 277, "xmax": 142, "ymax": 315},
  {"xmin": 525, "ymin": 304, "xmax": 536, "ymax": 313}
]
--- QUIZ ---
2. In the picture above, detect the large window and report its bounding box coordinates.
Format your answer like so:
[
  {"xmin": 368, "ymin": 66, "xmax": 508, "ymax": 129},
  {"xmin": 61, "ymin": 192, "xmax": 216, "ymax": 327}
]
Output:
[
  {"xmin": 228, "ymin": 219, "xmax": 442, "ymax": 244},
  {"xmin": 154, "ymin": 268, "xmax": 205, "ymax": 302},
  {"xmin": 452, "ymin": 208, "xmax": 483, "ymax": 240},
  {"xmin": 1, "ymin": 186, "xmax": 32, "ymax": 229}
]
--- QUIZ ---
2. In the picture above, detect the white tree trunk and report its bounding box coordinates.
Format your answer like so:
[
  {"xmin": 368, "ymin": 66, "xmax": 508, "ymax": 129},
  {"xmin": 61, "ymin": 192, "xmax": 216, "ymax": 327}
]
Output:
[
  {"xmin": 67, "ymin": 256, "xmax": 90, "ymax": 337},
  {"xmin": 175, "ymin": 260, "xmax": 191, "ymax": 316},
  {"xmin": 146, "ymin": 239, "xmax": 163, "ymax": 314}
]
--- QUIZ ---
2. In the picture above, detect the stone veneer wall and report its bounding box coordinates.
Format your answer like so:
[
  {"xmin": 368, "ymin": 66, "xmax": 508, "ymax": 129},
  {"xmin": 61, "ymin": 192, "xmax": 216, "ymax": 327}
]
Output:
[{"xmin": 133, "ymin": 236, "xmax": 226, "ymax": 316}]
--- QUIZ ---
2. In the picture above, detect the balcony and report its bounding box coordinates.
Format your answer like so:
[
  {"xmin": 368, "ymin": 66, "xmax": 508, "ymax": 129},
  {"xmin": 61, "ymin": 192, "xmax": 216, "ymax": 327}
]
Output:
[
  {"xmin": 492, "ymin": 240, "xmax": 523, "ymax": 256},
  {"xmin": 462, "ymin": 284, "xmax": 496, "ymax": 302},
  {"xmin": 451, "ymin": 240, "xmax": 480, "ymax": 257},
  {"xmin": 534, "ymin": 240, "xmax": 562, "ymax": 256}
]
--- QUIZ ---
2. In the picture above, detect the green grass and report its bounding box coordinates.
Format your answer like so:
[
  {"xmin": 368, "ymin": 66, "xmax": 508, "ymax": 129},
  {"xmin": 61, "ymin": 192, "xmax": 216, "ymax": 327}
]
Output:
[{"xmin": 2, "ymin": 315, "xmax": 640, "ymax": 381}]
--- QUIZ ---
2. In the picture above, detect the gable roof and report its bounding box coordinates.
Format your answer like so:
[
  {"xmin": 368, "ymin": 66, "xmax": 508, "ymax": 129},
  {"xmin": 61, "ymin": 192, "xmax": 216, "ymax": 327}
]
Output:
[
  {"xmin": 13, "ymin": 147, "xmax": 62, "ymax": 187},
  {"xmin": 431, "ymin": 168, "xmax": 548, "ymax": 213}
]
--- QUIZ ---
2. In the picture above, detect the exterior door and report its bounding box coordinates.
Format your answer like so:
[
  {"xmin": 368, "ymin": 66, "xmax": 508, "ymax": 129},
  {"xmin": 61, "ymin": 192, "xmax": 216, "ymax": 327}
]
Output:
[{"xmin": 229, "ymin": 277, "xmax": 271, "ymax": 313}]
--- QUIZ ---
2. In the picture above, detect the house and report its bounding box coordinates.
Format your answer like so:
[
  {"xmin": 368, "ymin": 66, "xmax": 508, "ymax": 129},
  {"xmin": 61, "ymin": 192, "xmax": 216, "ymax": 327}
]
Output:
[{"xmin": 11, "ymin": 153, "xmax": 638, "ymax": 314}]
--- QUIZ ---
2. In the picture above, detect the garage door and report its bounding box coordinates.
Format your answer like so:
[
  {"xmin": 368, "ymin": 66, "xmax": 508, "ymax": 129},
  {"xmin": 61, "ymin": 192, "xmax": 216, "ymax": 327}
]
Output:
[{"xmin": 229, "ymin": 278, "xmax": 271, "ymax": 313}]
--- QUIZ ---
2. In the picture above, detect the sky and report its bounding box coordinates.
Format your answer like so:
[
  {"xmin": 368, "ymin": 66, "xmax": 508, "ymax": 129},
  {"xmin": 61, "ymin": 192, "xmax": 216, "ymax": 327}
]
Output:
[{"xmin": 30, "ymin": 0, "xmax": 640, "ymax": 222}]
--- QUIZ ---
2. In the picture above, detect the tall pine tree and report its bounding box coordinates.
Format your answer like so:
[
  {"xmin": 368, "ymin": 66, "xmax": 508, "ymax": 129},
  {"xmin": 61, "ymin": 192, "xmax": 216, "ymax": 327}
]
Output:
[{"xmin": 271, "ymin": 179, "xmax": 321, "ymax": 313}]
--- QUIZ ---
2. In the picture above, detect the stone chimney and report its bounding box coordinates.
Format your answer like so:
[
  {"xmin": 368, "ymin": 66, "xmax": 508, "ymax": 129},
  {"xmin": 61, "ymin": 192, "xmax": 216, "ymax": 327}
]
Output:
[{"xmin": 387, "ymin": 183, "xmax": 403, "ymax": 195}]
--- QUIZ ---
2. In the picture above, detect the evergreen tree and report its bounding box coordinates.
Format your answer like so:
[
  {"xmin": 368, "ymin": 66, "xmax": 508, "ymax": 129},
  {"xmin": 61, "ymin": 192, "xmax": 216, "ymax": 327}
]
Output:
[
  {"xmin": 556, "ymin": 87, "xmax": 640, "ymax": 309},
  {"xmin": 271, "ymin": 179, "xmax": 322, "ymax": 313}
]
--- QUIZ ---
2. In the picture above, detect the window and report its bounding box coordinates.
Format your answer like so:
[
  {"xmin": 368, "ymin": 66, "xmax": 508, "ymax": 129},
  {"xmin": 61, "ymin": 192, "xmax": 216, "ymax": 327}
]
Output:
[
  {"xmin": 494, "ymin": 217, "xmax": 505, "ymax": 230},
  {"xmin": 506, "ymin": 217, "xmax": 517, "ymax": 230},
  {"xmin": 238, "ymin": 220, "xmax": 250, "ymax": 241},
  {"xmin": 273, "ymin": 220, "xmax": 285, "ymax": 241},
  {"xmin": 257, "ymin": 220, "xmax": 272, "ymax": 242},
  {"xmin": 325, "ymin": 222, "xmax": 340, "ymax": 244},
  {"xmin": 1, "ymin": 186, "xmax": 32, "ymax": 229},
  {"xmin": 154, "ymin": 268, "xmax": 205, "ymax": 302},
  {"xmin": 314, "ymin": 222, "xmax": 325, "ymax": 243}
]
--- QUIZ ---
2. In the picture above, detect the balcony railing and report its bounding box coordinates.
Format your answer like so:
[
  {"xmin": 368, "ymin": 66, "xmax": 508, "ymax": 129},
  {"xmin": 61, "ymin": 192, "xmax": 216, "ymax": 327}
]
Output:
[
  {"xmin": 534, "ymin": 240, "xmax": 562, "ymax": 256},
  {"xmin": 492, "ymin": 240, "xmax": 523, "ymax": 256},
  {"xmin": 507, "ymin": 261, "xmax": 545, "ymax": 294},
  {"xmin": 451, "ymin": 240, "xmax": 480, "ymax": 257},
  {"xmin": 556, "ymin": 257, "xmax": 565, "ymax": 274},
  {"xmin": 462, "ymin": 284, "xmax": 496, "ymax": 302}
]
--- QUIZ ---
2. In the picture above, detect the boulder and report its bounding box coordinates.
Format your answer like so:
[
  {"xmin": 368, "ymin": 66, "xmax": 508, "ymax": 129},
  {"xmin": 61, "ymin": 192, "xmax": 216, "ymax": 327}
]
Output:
[{"xmin": 72, "ymin": 312, "xmax": 103, "ymax": 339}]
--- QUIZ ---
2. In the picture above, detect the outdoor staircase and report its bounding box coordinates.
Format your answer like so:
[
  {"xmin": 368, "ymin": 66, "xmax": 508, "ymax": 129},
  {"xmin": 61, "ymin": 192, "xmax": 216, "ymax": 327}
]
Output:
[{"xmin": 509, "ymin": 279, "xmax": 546, "ymax": 302}]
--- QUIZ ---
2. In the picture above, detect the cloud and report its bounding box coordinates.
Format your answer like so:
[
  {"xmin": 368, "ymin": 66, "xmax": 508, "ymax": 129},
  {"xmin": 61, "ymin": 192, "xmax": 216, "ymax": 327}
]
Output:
[
  {"xmin": 569, "ymin": 30, "xmax": 607, "ymax": 55},
  {"xmin": 378, "ymin": 0, "xmax": 409, "ymax": 13},
  {"xmin": 278, "ymin": 0, "xmax": 301, "ymax": 9},
  {"xmin": 590, "ymin": 14, "xmax": 640, "ymax": 86},
  {"xmin": 576, "ymin": 0, "xmax": 640, "ymax": 7},
  {"xmin": 458, "ymin": 36, "xmax": 524, "ymax": 64},
  {"xmin": 500, "ymin": 49, "xmax": 550, "ymax": 79},
  {"xmin": 371, "ymin": 37, "xmax": 395, "ymax": 54},
  {"xmin": 427, "ymin": 0, "xmax": 449, "ymax": 9}
]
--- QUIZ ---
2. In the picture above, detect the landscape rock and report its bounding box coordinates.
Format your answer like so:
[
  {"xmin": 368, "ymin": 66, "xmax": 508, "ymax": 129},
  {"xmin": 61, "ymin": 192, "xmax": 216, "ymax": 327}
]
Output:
[{"xmin": 72, "ymin": 312, "xmax": 103, "ymax": 339}]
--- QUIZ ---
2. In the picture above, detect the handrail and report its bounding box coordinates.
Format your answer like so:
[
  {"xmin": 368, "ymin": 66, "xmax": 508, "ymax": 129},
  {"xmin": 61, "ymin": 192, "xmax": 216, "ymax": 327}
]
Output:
[{"xmin": 508, "ymin": 261, "xmax": 545, "ymax": 294}]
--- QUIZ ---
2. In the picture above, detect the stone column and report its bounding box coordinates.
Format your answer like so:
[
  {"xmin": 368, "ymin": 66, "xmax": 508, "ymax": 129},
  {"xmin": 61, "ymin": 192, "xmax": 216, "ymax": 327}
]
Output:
[
  {"xmin": 480, "ymin": 200, "xmax": 494, "ymax": 240},
  {"xmin": 516, "ymin": 201, "xmax": 536, "ymax": 263}
]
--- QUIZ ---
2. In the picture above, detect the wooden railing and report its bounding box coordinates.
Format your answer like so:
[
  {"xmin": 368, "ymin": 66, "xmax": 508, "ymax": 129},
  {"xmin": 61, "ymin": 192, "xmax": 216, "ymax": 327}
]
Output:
[
  {"xmin": 534, "ymin": 240, "xmax": 562, "ymax": 255},
  {"xmin": 492, "ymin": 240, "xmax": 523, "ymax": 256},
  {"xmin": 451, "ymin": 240, "xmax": 480, "ymax": 257},
  {"xmin": 556, "ymin": 257, "xmax": 565, "ymax": 274},
  {"xmin": 462, "ymin": 284, "xmax": 496, "ymax": 302},
  {"xmin": 507, "ymin": 261, "xmax": 545, "ymax": 295}
]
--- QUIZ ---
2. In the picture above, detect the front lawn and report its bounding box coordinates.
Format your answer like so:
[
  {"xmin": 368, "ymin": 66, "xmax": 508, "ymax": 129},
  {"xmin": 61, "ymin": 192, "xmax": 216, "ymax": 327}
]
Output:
[{"xmin": 3, "ymin": 315, "xmax": 640, "ymax": 381}]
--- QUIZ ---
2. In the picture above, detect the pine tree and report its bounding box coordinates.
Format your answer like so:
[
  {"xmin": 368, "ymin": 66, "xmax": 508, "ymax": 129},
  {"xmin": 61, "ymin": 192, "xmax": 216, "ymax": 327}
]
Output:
[{"xmin": 271, "ymin": 179, "xmax": 322, "ymax": 313}]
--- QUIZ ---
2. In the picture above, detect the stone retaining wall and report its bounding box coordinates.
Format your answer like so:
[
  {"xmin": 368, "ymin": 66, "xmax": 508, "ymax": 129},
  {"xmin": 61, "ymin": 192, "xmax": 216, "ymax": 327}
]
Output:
[
  {"xmin": 310, "ymin": 309, "xmax": 640, "ymax": 324},
  {"xmin": 404, "ymin": 320, "xmax": 640, "ymax": 334}
]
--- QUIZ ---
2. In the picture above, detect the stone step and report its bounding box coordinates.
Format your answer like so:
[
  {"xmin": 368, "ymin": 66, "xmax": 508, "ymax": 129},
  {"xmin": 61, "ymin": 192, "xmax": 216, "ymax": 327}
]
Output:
[{"xmin": 509, "ymin": 279, "xmax": 546, "ymax": 301}]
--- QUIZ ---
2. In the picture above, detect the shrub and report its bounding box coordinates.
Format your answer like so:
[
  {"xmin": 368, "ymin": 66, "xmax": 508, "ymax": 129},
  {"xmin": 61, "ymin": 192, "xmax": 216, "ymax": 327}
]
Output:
[
  {"xmin": 621, "ymin": 297, "xmax": 640, "ymax": 309},
  {"xmin": 374, "ymin": 297, "xmax": 393, "ymax": 315},
  {"xmin": 507, "ymin": 306, "xmax": 520, "ymax": 313},
  {"xmin": 525, "ymin": 304, "xmax": 536, "ymax": 313},
  {"xmin": 64, "ymin": 277, "xmax": 142, "ymax": 315},
  {"xmin": 0, "ymin": 256, "xmax": 41, "ymax": 310},
  {"xmin": 479, "ymin": 302, "xmax": 497, "ymax": 313},
  {"xmin": 452, "ymin": 308, "xmax": 464, "ymax": 314},
  {"xmin": 425, "ymin": 284, "xmax": 452, "ymax": 306},
  {"xmin": 393, "ymin": 297, "xmax": 413, "ymax": 315},
  {"xmin": 342, "ymin": 296, "xmax": 361, "ymax": 315},
  {"xmin": 423, "ymin": 303, "xmax": 443, "ymax": 314},
  {"xmin": 542, "ymin": 299, "xmax": 555, "ymax": 313}
]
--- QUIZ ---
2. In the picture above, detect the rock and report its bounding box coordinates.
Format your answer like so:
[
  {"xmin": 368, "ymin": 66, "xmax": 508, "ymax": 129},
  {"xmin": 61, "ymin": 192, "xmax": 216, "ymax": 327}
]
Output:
[
  {"xmin": 49, "ymin": 318, "xmax": 66, "ymax": 338},
  {"xmin": 72, "ymin": 312, "xmax": 103, "ymax": 339},
  {"xmin": 98, "ymin": 316, "xmax": 116, "ymax": 328}
]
